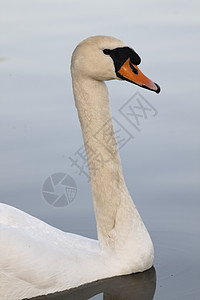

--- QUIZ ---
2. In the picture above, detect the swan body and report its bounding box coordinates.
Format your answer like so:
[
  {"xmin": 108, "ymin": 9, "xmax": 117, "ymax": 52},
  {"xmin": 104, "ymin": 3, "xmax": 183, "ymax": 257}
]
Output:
[{"xmin": 0, "ymin": 36, "xmax": 160, "ymax": 299}]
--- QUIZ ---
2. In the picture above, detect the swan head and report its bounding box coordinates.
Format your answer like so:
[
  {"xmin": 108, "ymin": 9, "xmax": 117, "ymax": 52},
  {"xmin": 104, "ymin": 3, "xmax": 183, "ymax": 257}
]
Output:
[{"xmin": 71, "ymin": 35, "xmax": 160, "ymax": 93}]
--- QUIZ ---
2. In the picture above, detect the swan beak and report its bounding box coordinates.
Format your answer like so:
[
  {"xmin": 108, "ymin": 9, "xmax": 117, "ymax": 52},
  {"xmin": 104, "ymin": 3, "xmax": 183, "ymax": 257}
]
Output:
[{"xmin": 117, "ymin": 58, "xmax": 160, "ymax": 94}]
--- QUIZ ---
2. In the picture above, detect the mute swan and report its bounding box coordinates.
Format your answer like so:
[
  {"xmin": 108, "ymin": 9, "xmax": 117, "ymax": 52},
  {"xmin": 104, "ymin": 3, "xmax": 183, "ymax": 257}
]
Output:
[{"xmin": 0, "ymin": 35, "xmax": 160, "ymax": 300}]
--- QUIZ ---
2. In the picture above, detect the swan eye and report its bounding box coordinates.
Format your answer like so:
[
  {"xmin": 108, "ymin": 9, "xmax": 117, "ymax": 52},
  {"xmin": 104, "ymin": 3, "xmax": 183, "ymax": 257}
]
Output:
[{"xmin": 103, "ymin": 49, "xmax": 111, "ymax": 55}]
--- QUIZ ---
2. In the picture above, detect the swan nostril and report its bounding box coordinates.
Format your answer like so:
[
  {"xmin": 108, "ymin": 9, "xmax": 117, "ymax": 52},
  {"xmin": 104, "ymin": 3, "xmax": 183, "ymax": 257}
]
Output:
[{"xmin": 129, "ymin": 61, "xmax": 138, "ymax": 75}]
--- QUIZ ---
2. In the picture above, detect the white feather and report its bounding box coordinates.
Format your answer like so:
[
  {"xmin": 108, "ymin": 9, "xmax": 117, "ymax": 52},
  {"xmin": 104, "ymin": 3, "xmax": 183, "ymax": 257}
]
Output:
[{"xmin": 0, "ymin": 36, "xmax": 154, "ymax": 299}]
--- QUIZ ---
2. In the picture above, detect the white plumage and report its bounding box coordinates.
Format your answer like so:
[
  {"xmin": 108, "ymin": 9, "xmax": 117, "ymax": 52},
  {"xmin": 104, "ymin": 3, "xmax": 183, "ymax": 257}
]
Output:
[{"xmin": 0, "ymin": 36, "xmax": 158, "ymax": 299}]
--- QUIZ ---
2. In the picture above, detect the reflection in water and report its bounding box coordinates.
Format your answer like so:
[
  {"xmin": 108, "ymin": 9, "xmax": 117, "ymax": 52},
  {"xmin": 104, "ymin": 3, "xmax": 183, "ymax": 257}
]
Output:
[{"xmin": 30, "ymin": 267, "xmax": 156, "ymax": 300}]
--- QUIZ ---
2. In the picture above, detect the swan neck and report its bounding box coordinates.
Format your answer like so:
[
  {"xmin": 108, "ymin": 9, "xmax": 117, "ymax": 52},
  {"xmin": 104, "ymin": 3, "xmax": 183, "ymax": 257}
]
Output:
[{"xmin": 72, "ymin": 74, "xmax": 129, "ymax": 247}]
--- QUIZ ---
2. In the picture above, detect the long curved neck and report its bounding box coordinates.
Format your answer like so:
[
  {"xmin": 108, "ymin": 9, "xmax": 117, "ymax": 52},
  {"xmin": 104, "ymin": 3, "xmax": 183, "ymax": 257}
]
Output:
[{"xmin": 71, "ymin": 73, "xmax": 137, "ymax": 249}]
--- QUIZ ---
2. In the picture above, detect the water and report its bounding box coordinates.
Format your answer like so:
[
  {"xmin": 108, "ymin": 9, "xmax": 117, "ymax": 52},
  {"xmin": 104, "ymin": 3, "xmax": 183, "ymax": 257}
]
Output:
[
  {"xmin": 1, "ymin": 0, "xmax": 200, "ymax": 299},
  {"xmin": 31, "ymin": 267, "xmax": 156, "ymax": 299}
]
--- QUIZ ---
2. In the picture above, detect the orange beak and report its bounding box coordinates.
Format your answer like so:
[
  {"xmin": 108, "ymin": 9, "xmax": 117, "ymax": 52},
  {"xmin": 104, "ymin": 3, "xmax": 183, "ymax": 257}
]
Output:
[{"xmin": 117, "ymin": 58, "xmax": 160, "ymax": 93}]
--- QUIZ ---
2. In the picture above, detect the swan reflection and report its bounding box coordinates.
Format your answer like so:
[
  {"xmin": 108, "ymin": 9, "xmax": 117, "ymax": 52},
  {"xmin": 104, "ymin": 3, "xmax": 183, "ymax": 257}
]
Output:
[{"xmin": 31, "ymin": 266, "xmax": 156, "ymax": 300}]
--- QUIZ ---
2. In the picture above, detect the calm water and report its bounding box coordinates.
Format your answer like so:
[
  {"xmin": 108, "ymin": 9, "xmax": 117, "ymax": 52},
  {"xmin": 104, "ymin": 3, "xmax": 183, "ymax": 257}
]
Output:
[
  {"xmin": 31, "ymin": 267, "xmax": 156, "ymax": 299},
  {"xmin": 1, "ymin": 0, "xmax": 200, "ymax": 299}
]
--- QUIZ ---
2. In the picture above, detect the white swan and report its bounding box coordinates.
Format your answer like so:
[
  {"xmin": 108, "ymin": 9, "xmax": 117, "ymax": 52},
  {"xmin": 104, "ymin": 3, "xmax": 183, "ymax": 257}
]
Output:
[{"xmin": 0, "ymin": 36, "xmax": 160, "ymax": 300}]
